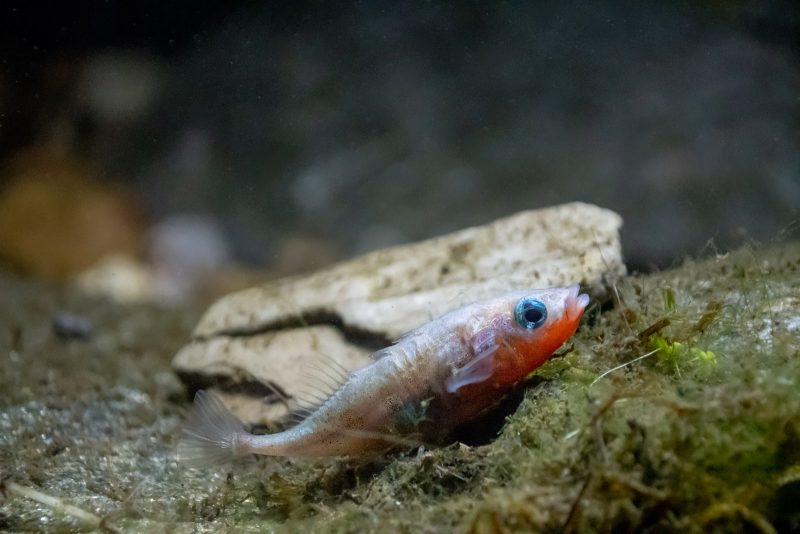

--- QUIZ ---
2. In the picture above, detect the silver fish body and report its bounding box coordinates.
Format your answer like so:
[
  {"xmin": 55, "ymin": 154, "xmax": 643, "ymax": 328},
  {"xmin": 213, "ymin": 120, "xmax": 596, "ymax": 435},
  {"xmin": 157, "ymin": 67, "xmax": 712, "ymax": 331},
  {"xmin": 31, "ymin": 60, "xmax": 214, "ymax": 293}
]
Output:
[{"xmin": 178, "ymin": 285, "xmax": 589, "ymax": 466}]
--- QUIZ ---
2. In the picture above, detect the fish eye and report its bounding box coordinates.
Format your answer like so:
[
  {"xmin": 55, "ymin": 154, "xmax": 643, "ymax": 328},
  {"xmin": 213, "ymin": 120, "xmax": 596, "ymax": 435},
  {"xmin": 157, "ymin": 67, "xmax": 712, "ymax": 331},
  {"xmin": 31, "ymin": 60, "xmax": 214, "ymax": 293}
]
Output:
[{"xmin": 514, "ymin": 298, "xmax": 548, "ymax": 329}]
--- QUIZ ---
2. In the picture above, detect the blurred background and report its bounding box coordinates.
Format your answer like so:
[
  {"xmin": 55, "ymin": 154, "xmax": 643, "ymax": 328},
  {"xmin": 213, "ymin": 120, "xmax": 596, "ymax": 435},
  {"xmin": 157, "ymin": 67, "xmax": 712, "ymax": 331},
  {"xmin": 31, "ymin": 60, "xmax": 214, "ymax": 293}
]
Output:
[{"xmin": 0, "ymin": 1, "xmax": 797, "ymax": 303}]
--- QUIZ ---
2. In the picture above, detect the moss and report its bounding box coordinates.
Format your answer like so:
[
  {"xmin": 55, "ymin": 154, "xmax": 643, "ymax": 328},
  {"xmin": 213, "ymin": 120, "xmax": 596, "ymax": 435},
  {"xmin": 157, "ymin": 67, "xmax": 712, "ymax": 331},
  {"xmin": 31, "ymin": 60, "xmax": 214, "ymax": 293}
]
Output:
[{"xmin": 1, "ymin": 244, "xmax": 799, "ymax": 532}]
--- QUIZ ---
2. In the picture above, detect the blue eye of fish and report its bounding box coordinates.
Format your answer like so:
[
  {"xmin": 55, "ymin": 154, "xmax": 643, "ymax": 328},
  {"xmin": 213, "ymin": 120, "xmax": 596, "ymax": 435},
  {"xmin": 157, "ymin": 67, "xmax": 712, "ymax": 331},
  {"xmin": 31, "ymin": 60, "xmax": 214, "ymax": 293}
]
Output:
[{"xmin": 514, "ymin": 298, "xmax": 547, "ymax": 329}]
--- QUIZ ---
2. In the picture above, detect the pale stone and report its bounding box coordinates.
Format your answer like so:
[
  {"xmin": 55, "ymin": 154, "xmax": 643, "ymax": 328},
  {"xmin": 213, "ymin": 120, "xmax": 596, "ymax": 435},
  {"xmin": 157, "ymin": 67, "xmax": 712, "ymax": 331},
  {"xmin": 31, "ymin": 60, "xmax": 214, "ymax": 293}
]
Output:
[
  {"xmin": 75, "ymin": 254, "xmax": 155, "ymax": 303},
  {"xmin": 172, "ymin": 202, "xmax": 625, "ymax": 423}
]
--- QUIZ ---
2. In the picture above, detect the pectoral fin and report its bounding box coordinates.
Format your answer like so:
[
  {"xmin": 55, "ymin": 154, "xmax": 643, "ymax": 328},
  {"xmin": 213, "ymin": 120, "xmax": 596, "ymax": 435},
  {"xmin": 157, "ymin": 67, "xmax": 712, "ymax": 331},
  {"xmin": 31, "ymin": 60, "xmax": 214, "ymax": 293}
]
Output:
[{"xmin": 445, "ymin": 331, "xmax": 498, "ymax": 393}]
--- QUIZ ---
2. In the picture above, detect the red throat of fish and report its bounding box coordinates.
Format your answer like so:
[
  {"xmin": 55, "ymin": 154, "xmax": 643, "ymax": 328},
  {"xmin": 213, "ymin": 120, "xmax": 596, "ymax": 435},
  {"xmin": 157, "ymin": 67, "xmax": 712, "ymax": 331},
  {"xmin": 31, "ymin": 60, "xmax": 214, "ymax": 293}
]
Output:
[{"xmin": 489, "ymin": 294, "xmax": 586, "ymax": 389}]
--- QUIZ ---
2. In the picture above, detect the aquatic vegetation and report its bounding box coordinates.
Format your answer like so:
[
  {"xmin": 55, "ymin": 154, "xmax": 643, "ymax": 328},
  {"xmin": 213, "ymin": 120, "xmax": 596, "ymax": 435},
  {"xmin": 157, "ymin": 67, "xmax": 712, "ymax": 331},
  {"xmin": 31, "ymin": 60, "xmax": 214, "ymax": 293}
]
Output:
[
  {"xmin": 0, "ymin": 244, "xmax": 798, "ymax": 532},
  {"xmin": 649, "ymin": 334, "xmax": 717, "ymax": 376}
]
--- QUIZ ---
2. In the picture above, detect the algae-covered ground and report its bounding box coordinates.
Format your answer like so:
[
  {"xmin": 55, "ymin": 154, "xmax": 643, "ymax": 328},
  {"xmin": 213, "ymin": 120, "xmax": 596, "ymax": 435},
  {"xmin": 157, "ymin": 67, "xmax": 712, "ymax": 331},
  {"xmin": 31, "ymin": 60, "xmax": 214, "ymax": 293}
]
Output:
[{"xmin": 1, "ymin": 244, "xmax": 799, "ymax": 533}]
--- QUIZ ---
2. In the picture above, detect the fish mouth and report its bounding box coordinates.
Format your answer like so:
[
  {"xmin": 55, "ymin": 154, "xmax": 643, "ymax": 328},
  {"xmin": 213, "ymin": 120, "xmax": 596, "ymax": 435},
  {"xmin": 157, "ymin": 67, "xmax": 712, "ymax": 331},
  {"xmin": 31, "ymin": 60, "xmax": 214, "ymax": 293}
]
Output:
[{"xmin": 565, "ymin": 283, "xmax": 590, "ymax": 321}]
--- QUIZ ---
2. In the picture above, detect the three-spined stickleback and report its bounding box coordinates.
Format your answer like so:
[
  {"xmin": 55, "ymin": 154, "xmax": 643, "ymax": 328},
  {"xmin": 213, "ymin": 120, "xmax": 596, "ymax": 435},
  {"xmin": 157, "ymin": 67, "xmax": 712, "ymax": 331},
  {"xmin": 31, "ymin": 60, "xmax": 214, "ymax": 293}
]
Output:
[{"xmin": 178, "ymin": 284, "xmax": 589, "ymax": 466}]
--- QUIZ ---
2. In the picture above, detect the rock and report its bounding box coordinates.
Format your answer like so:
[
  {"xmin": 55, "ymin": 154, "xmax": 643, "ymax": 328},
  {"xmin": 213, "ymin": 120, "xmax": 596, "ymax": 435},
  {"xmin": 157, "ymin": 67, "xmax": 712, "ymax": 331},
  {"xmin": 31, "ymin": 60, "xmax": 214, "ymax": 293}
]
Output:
[
  {"xmin": 172, "ymin": 202, "xmax": 625, "ymax": 424},
  {"xmin": 52, "ymin": 311, "xmax": 94, "ymax": 340},
  {"xmin": 75, "ymin": 254, "xmax": 155, "ymax": 304}
]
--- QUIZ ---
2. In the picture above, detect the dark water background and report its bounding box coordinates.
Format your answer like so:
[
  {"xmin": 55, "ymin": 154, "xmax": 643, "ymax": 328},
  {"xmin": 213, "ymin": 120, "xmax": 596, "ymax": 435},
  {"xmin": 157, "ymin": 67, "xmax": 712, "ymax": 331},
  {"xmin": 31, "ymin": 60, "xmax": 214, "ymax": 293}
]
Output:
[{"xmin": 1, "ymin": 1, "xmax": 798, "ymax": 273}]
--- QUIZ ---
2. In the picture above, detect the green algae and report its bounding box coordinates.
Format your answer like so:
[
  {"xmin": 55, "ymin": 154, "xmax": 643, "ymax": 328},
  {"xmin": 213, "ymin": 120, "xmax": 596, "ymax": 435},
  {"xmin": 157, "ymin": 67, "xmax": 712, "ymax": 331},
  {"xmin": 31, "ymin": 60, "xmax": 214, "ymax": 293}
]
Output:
[{"xmin": 1, "ymin": 243, "xmax": 799, "ymax": 532}]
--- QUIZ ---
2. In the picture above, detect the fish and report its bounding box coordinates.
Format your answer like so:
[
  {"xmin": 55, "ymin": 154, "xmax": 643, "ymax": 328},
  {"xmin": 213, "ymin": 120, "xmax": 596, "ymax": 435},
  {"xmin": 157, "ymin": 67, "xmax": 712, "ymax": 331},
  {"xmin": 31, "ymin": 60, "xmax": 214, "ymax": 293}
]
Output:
[{"xmin": 177, "ymin": 284, "xmax": 589, "ymax": 466}]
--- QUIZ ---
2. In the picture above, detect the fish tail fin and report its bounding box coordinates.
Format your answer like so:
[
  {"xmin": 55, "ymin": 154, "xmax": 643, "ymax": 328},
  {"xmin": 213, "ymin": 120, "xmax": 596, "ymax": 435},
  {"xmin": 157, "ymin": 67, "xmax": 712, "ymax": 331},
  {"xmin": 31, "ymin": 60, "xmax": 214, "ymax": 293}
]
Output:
[{"xmin": 177, "ymin": 390, "xmax": 250, "ymax": 468}]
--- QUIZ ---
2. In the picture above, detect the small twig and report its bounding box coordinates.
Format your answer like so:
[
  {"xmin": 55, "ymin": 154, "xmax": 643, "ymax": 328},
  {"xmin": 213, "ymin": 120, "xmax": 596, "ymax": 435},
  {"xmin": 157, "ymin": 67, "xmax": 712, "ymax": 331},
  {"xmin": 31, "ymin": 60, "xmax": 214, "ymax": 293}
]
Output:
[
  {"xmin": 693, "ymin": 301, "xmax": 723, "ymax": 334},
  {"xmin": 637, "ymin": 318, "xmax": 671, "ymax": 340},
  {"xmin": 434, "ymin": 464, "xmax": 468, "ymax": 483},
  {"xmin": 602, "ymin": 471, "xmax": 670, "ymax": 501},
  {"xmin": 590, "ymin": 349, "xmax": 660, "ymax": 387},
  {"xmin": 593, "ymin": 418, "xmax": 607, "ymax": 463},
  {"xmin": 696, "ymin": 502, "xmax": 777, "ymax": 534},
  {"xmin": 563, "ymin": 474, "xmax": 593, "ymax": 534},
  {"xmin": 3, "ymin": 480, "xmax": 102, "ymax": 529}
]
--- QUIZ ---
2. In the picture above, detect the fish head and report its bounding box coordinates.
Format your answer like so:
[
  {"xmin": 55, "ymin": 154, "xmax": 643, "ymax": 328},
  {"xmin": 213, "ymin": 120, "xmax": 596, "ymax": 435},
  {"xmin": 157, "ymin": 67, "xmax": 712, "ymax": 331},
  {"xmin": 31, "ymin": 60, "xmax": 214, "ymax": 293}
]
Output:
[{"xmin": 466, "ymin": 284, "xmax": 589, "ymax": 390}]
